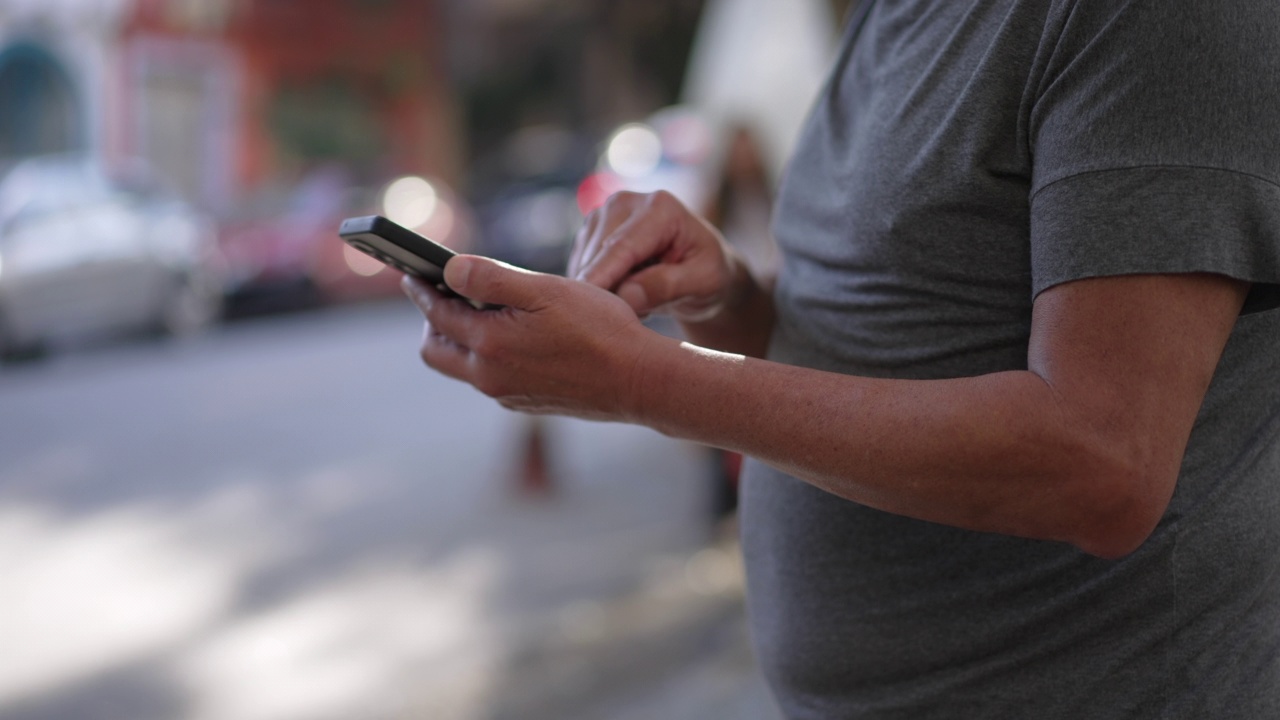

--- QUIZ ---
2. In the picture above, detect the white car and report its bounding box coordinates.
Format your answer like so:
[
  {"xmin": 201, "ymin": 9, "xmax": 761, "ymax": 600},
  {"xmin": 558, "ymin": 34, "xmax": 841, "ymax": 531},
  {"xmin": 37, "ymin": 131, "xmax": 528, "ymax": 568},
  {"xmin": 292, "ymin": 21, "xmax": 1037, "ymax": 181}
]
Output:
[{"xmin": 0, "ymin": 155, "xmax": 224, "ymax": 359}]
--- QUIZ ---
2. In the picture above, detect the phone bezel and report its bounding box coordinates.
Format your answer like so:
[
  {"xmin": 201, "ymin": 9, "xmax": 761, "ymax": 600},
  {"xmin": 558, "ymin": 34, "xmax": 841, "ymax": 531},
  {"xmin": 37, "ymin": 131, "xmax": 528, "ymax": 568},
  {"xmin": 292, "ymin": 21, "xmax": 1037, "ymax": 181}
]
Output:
[{"xmin": 338, "ymin": 215, "xmax": 457, "ymax": 284}]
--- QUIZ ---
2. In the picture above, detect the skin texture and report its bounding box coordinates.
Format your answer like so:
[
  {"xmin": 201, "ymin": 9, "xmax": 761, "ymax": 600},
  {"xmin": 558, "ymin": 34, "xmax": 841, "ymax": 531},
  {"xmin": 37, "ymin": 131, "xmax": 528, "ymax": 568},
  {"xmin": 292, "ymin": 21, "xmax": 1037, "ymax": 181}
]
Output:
[{"xmin": 405, "ymin": 190, "xmax": 1247, "ymax": 559}]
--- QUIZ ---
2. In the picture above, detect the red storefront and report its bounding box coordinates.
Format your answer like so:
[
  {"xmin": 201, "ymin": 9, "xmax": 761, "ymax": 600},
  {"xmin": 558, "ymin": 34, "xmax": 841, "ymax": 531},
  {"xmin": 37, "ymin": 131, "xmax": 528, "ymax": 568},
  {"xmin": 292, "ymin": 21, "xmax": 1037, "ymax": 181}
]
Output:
[{"xmin": 117, "ymin": 0, "xmax": 461, "ymax": 213}]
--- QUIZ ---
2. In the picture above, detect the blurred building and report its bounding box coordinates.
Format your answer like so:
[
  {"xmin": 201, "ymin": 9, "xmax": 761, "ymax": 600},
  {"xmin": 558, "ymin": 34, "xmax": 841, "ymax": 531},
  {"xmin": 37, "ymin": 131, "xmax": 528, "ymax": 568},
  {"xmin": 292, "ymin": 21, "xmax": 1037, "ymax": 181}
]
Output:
[
  {"xmin": 0, "ymin": 0, "xmax": 461, "ymax": 213},
  {"xmin": 2, "ymin": 0, "xmax": 853, "ymax": 210},
  {"xmin": 0, "ymin": 0, "xmax": 129, "ymax": 163},
  {"xmin": 118, "ymin": 0, "xmax": 461, "ymax": 212}
]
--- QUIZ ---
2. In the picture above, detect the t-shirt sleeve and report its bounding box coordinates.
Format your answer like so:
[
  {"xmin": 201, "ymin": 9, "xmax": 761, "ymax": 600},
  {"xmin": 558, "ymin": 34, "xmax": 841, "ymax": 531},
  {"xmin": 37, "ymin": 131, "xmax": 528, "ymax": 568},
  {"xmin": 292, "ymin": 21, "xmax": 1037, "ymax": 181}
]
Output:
[{"xmin": 1028, "ymin": 0, "xmax": 1280, "ymax": 313}]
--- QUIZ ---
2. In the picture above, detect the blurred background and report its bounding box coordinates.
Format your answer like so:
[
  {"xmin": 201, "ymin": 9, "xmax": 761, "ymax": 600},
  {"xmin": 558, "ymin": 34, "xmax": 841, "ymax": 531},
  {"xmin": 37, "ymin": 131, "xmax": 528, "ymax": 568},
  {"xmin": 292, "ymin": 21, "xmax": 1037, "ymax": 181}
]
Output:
[{"xmin": 0, "ymin": 1, "xmax": 853, "ymax": 717}]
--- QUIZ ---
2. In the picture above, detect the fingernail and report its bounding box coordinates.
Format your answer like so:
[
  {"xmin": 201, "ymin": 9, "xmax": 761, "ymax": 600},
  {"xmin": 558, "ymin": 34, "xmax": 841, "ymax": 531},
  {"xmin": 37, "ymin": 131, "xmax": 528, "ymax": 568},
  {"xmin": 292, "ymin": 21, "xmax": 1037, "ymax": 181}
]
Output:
[{"xmin": 446, "ymin": 257, "xmax": 472, "ymax": 292}]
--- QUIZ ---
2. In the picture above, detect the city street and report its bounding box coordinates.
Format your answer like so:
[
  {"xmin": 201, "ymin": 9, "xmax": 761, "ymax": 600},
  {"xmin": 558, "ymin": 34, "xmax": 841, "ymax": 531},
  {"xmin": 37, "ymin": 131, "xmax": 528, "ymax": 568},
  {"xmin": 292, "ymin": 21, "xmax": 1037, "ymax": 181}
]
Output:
[{"xmin": 0, "ymin": 300, "xmax": 780, "ymax": 720}]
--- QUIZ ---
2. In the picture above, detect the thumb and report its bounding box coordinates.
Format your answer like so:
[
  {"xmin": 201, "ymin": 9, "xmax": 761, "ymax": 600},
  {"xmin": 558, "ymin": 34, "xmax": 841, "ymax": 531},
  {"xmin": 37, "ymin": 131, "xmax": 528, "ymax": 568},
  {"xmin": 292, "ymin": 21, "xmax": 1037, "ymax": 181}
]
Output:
[{"xmin": 444, "ymin": 255, "xmax": 558, "ymax": 309}]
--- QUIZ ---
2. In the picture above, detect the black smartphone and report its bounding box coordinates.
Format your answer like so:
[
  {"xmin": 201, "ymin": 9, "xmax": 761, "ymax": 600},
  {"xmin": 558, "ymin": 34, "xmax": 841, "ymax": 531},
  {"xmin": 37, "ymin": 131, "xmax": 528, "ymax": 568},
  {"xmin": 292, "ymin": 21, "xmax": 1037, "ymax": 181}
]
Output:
[{"xmin": 339, "ymin": 215, "xmax": 491, "ymax": 309}]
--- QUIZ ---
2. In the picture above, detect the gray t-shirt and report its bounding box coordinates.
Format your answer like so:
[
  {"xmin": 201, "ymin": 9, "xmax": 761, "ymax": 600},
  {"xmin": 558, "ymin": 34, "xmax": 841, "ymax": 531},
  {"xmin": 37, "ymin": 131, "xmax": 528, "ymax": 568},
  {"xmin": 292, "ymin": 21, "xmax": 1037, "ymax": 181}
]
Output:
[{"xmin": 742, "ymin": 1, "xmax": 1280, "ymax": 718}]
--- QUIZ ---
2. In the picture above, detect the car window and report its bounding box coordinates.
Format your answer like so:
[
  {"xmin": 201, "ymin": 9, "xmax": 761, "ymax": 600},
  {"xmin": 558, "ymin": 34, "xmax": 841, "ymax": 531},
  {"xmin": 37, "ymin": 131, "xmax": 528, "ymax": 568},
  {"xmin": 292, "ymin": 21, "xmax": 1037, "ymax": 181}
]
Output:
[{"xmin": 0, "ymin": 161, "xmax": 108, "ymax": 226}]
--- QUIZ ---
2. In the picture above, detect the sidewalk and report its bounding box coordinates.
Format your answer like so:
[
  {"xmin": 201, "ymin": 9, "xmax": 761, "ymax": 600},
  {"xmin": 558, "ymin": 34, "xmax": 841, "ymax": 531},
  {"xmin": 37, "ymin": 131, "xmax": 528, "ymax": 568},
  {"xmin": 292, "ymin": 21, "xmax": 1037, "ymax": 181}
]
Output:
[
  {"xmin": 0, "ymin": 307, "xmax": 782, "ymax": 720},
  {"xmin": 458, "ymin": 409, "xmax": 781, "ymax": 720},
  {"xmin": 484, "ymin": 529, "xmax": 782, "ymax": 720}
]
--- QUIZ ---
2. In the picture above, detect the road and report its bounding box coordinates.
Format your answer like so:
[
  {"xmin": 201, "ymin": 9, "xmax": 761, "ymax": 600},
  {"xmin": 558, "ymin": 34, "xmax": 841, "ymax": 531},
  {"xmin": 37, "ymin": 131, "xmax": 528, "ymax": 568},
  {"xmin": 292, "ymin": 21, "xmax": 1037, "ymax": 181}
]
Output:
[{"xmin": 0, "ymin": 300, "xmax": 780, "ymax": 720}]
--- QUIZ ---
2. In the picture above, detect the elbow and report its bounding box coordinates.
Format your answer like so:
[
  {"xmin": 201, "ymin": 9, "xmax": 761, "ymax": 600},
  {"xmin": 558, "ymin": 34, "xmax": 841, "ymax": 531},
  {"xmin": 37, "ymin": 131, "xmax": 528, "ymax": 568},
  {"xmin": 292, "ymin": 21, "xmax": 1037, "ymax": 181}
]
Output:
[
  {"xmin": 1076, "ymin": 524, "xmax": 1154, "ymax": 561},
  {"xmin": 1067, "ymin": 462, "xmax": 1172, "ymax": 560}
]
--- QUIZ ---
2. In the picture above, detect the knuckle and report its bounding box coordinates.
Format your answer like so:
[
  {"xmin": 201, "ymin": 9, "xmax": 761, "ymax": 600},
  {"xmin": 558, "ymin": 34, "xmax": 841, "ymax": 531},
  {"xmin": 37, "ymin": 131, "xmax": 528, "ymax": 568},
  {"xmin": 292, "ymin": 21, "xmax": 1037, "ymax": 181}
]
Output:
[
  {"xmin": 610, "ymin": 190, "xmax": 642, "ymax": 207},
  {"xmin": 600, "ymin": 231, "xmax": 626, "ymax": 251},
  {"xmin": 469, "ymin": 328, "xmax": 495, "ymax": 357},
  {"xmin": 469, "ymin": 327, "xmax": 513, "ymax": 365},
  {"xmin": 644, "ymin": 191, "xmax": 686, "ymax": 237},
  {"xmin": 647, "ymin": 190, "xmax": 678, "ymax": 213}
]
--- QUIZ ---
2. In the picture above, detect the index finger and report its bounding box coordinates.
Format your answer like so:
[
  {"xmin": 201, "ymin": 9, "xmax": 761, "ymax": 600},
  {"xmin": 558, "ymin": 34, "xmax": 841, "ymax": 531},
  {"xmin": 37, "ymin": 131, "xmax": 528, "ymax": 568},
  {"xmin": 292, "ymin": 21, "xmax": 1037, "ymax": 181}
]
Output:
[
  {"xmin": 567, "ymin": 210, "xmax": 601, "ymax": 280},
  {"xmin": 576, "ymin": 208, "xmax": 675, "ymax": 292},
  {"xmin": 570, "ymin": 191, "xmax": 647, "ymax": 281}
]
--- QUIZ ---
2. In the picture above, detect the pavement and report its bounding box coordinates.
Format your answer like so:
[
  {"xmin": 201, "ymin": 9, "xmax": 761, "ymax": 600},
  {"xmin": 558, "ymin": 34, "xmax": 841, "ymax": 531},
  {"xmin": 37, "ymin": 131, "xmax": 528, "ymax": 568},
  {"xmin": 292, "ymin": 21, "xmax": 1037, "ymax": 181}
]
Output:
[
  {"xmin": 0, "ymin": 300, "xmax": 782, "ymax": 720},
  {"xmin": 484, "ymin": 524, "xmax": 782, "ymax": 720}
]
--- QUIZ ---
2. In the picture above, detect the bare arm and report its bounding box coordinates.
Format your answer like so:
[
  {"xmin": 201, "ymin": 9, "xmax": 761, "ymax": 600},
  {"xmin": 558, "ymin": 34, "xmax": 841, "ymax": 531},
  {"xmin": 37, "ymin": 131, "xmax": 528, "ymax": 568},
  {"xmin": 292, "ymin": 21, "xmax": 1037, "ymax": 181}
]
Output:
[
  {"xmin": 626, "ymin": 273, "xmax": 1245, "ymax": 558},
  {"xmin": 408, "ymin": 193, "xmax": 1246, "ymax": 559}
]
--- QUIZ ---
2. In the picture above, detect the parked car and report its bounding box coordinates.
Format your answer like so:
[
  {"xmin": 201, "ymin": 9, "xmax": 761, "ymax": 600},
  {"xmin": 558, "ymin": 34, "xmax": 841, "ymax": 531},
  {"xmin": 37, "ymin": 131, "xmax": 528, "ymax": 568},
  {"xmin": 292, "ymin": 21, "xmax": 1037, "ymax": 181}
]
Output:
[
  {"xmin": 0, "ymin": 155, "xmax": 224, "ymax": 359},
  {"xmin": 215, "ymin": 193, "xmax": 327, "ymax": 313},
  {"xmin": 218, "ymin": 167, "xmax": 473, "ymax": 313}
]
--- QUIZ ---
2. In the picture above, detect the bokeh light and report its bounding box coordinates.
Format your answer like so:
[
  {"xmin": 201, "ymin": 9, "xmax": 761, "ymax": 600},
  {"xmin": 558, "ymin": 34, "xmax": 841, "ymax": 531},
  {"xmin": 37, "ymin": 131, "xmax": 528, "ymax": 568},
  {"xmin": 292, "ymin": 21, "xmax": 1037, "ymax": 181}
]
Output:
[
  {"xmin": 605, "ymin": 124, "xmax": 663, "ymax": 179},
  {"xmin": 381, "ymin": 176, "xmax": 439, "ymax": 230},
  {"xmin": 576, "ymin": 172, "xmax": 624, "ymax": 215}
]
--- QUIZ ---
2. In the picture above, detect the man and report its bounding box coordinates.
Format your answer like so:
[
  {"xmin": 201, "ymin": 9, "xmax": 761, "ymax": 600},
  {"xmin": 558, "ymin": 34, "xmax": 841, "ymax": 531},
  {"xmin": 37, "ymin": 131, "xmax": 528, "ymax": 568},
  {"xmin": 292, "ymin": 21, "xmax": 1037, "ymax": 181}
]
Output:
[{"xmin": 405, "ymin": 0, "xmax": 1280, "ymax": 716}]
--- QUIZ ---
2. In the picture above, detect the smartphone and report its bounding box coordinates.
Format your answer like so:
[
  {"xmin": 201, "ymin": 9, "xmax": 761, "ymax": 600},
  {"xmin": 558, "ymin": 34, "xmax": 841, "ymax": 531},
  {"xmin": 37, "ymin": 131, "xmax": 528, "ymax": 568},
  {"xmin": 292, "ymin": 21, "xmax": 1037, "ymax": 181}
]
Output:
[{"xmin": 338, "ymin": 215, "xmax": 491, "ymax": 309}]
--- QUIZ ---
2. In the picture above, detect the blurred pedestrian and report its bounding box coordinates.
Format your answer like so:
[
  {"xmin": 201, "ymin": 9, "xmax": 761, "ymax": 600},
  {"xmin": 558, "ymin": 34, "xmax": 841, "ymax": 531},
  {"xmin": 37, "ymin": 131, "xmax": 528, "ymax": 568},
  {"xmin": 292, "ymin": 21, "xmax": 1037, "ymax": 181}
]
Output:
[
  {"xmin": 703, "ymin": 124, "xmax": 778, "ymax": 280},
  {"xmin": 403, "ymin": 1, "xmax": 1280, "ymax": 717}
]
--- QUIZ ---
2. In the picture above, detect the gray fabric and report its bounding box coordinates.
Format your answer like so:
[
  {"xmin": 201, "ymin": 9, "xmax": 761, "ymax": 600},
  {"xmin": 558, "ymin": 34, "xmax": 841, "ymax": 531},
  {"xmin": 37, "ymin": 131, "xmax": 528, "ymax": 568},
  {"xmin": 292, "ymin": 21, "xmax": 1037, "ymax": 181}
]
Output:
[{"xmin": 743, "ymin": 1, "xmax": 1280, "ymax": 718}]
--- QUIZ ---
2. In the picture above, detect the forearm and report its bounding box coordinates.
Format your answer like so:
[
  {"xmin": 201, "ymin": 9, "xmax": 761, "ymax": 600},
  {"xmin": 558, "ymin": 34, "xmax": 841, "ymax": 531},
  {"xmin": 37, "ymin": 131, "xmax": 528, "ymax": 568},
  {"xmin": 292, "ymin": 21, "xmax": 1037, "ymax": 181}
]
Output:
[
  {"xmin": 415, "ymin": 257, "xmax": 1239, "ymax": 559},
  {"xmin": 629, "ymin": 340, "xmax": 1162, "ymax": 558}
]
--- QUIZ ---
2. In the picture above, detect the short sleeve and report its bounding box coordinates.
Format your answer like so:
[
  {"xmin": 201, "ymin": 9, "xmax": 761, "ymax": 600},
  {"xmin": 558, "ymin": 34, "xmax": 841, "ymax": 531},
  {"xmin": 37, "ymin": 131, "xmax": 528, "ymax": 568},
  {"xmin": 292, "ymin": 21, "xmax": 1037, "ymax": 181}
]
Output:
[{"xmin": 1028, "ymin": 0, "xmax": 1280, "ymax": 313}]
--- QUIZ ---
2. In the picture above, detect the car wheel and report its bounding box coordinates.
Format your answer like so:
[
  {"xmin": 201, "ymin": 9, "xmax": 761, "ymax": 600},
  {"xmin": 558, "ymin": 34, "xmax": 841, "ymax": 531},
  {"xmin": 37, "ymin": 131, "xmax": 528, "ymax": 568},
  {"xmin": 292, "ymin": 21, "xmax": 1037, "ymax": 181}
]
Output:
[{"xmin": 0, "ymin": 308, "xmax": 45, "ymax": 363}]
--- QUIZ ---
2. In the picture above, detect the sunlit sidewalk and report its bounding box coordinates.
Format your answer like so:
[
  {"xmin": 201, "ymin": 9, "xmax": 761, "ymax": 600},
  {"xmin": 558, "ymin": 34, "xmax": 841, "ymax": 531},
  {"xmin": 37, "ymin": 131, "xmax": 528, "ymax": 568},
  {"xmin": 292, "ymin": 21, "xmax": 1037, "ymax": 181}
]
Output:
[
  {"xmin": 485, "ymin": 528, "xmax": 782, "ymax": 720},
  {"xmin": 0, "ymin": 308, "xmax": 776, "ymax": 720}
]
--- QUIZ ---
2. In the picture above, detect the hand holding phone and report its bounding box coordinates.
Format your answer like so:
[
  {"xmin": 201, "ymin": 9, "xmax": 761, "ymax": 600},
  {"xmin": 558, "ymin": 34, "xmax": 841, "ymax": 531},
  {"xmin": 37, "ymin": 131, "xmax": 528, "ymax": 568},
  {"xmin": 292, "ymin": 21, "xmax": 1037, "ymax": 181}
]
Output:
[{"xmin": 338, "ymin": 215, "xmax": 493, "ymax": 309}]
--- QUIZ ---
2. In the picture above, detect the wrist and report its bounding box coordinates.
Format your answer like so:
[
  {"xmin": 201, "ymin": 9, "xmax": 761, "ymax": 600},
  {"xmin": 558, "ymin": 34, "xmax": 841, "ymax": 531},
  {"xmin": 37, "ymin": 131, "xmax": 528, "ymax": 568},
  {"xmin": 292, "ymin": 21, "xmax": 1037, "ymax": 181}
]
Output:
[
  {"xmin": 623, "ymin": 334, "xmax": 751, "ymax": 442},
  {"xmin": 618, "ymin": 330, "xmax": 680, "ymax": 426},
  {"xmin": 678, "ymin": 256, "xmax": 775, "ymax": 357}
]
